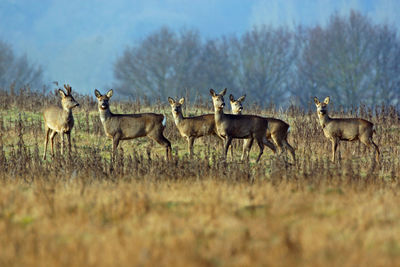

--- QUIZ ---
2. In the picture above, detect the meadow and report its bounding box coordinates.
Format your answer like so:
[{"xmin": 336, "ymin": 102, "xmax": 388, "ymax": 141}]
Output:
[{"xmin": 0, "ymin": 87, "xmax": 400, "ymax": 266}]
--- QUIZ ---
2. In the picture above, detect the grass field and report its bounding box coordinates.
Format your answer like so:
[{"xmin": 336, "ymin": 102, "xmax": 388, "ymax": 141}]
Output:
[{"xmin": 1, "ymin": 88, "xmax": 400, "ymax": 266}]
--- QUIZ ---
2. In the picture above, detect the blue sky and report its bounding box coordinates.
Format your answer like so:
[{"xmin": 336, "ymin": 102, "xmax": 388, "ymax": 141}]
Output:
[{"xmin": 1, "ymin": 0, "xmax": 399, "ymax": 94}]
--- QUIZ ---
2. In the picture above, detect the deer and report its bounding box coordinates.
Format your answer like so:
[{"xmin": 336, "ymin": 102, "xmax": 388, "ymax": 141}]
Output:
[
  {"xmin": 43, "ymin": 84, "xmax": 79, "ymax": 160},
  {"xmin": 94, "ymin": 89, "xmax": 172, "ymax": 160},
  {"xmin": 230, "ymin": 94, "xmax": 296, "ymax": 163},
  {"xmin": 168, "ymin": 97, "xmax": 221, "ymax": 157},
  {"xmin": 210, "ymin": 88, "xmax": 276, "ymax": 162},
  {"xmin": 314, "ymin": 96, "xmax": 380, "ymax": 163}
]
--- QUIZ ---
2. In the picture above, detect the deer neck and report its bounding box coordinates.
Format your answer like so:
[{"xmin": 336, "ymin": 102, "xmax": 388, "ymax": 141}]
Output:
[
  {"xmin": 62, "ymin": 107, "xmax": 74, "ymax": 122},
  {"xmin": 172, "ymin": 111, "xmax": 184, "ymax": 126},
  {"xmin": 214, "ymin": 107, "xmax": 225, "ymax": 122},
  {"xmin": 98, "ymin": 108, "xmax": 112, "ymax": 124},
  {"xmin": 317, "ymin": 112, "xmax": 331, "ymax": 128}
]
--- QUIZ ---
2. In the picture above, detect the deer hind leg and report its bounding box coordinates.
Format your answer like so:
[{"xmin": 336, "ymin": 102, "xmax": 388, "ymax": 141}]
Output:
[
  {"xmin": 43, "ymin": 126, "xmax": 50, "ymax": 160},
  {"xmin": 50, "ymin": 130, "xmax": 57, "ymax": 157},
  {"xmin": 149, "ymin": 130, "xmax": 172, "ymax": 160},
  {"xmin": 283, "ymin": 137, "xmax": 296, "ymax": 164},
  {"xmin": 255, "ymin": 138, "xmax": 265, "ymax": 163},
  {"xmin": 262, "ymin": 136, "xmax": 276, "ymax": 155},
  {"xmin": 241, "ymin": 138, "xmax": 253, "ymax": 161},
  {"xmin": 271, "ymin": 133, "xmax": 284, "ymax": 156},
  {"xmin": 360, "ymin": 136, "xmax": 380, "ymax": 163},
  {"xmin": 61, "ymin": 133, "xmax": 65, "ymax": 155}
]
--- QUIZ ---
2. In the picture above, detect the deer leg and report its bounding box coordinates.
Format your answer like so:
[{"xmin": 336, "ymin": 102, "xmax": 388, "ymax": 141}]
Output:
[
  {"xmin": 283, "ymin": 137, "xmax": 296, "ymax": 164},
  {"xmin": 67, "ymin": 132, "xmax": 72, "ymax": 155},
  {"xmin": 271, "ymin": 134, "xmax": 284, "ymax": 155},
  {"xmin": 360, "ymin": 137, "xmax": 380, "ymax": 163},
  {"xmin": 149, "ymin": 130, "xmax": 172, "ymax": 161},
  {"xmin": 188, "ymin": 136, "xmax": 195, "ymax": 157},
  {"xmin": 255, "ymin": 138, "xmax": 264, "ymax": 163},
  {"xmin": 262, "ymin": 136, "xmax": 276, "ymax": 154},
  {"xmin": 112, "ymin": 133, "xmax": 121, "ymax": 159},
  {"xmin": 331, "ymin": 138, "xmax": 339, "ymax": 163},
  {"xmin": 43, "ymin": 126, "xmax": 50, "ymax": 160},
  {"xmin": 60, "ymin": 133, "xmax": 65, "ymax": 155},
  {"xmin": 223, "ymin": 136, "xmax": 233, "ymax": 160},
  {"xmin": 230, "ymin": 140, "xmax": 235, "ymax": 160},
  {"xmin": 50, "ymin": 131, "xmax": 57, "ymax": 157},
  {"xmin": 241, "ymin": 138, "xmax": 253, "ymax": 161}
]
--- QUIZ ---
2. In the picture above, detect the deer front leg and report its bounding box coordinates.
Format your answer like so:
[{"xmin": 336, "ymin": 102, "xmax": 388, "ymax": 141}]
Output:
[
  {"xmin": 241, "ymin": 138, "xmax": 253, "ymax": 161},
  {"xmin": 60, "ymin": 133, "xmax": 65, "ymax": 155},
  {"xmin": 43, "ymin": 127, "xmax": 50, "ymax": 160},
  {"xmin": 50, "ymin": 131, "xmax": 57, "ymax": 157},
  {"xmin": 331, "ymin": 138, "xmax": 339, "ymax": 163},
  {"xmin": 67, "ymin": 132, "xmax": 72, "ymax": 155},
  {"xmin": 223, "ymin": 136, "xmax": 233, "ymax": 160},
  {"xmin": 112, "ymin": 133, "xmax": 121, "ymax": 159},
  {"xmin": 188, "ymin": 136, "xmax": 195, "ymax": 157}
]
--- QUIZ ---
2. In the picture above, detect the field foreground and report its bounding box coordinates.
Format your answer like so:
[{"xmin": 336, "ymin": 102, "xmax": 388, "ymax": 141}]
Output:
[{"xmin": 0, "ymin": 89, "xmax": 400, "ymax": 266}]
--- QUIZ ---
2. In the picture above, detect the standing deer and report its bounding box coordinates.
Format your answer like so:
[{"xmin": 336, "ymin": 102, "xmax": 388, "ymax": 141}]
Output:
[
  {"xmin": 43, "ymin": 84, "xmax": 79, "ymax": 160},
  {"xmin": 230, "ymin": 94, "xmax": 296, "ymax": 163},
  {"xmin": 314, "ymin": 96, "xmax": 380, "ymax": 163},
  {"xmin": 168, "ymin": 97, "xmax": 220, "ymax": 157},
  {"xmin": 95, "ymin": 89, "xmax": 172, "ymax": 160},
  {"xmin": 210, "ymin": 88, "xmax": 276, "ymax": 162}
]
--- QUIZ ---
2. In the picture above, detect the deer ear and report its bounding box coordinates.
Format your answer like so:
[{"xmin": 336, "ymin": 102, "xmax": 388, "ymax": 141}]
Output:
[
  {"xmin": 210, "ymin": 89, "xmax": 216, "ymax": 97},
  {"xmin": 106, "ymin": 89, "xmax": 113, "ymax": 98},
  {"xmin": 220, "ymin": 88, "xmax": 227, "ymax": 96},
  {"xmin": 238, "ymin": 94, "xmax": 246, "ymax": 102},
  {"xmin": 168, "ymin": 97, "xmax": 175, "ymax": 105},
  {"xmin": 313, "ymin": 97, "xmax": 320, "ymax": 105},
  {"xmin": 94, "ymin": 89, "xmax": 101, "ymax": 98},
  {"xmin": 179, "ymin": 97, "xmax": 185, "ymax": 105},
  {"xmin": 58, "ymin": 89, "xmax": 67, "ymax": 98},
  {"xmin": 324, "ymin": 96, "xmax": 330, "ymax": 104},
  {"xmin": 229, "ymin": 94, "xmax": 235, "ymax": 102}
]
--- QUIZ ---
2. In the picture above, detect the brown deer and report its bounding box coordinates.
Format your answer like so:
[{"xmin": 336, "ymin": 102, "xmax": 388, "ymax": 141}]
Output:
[
  {"xmin": 168, "ymin": 97, "xmax": 220, "ymax": 157},
  {"xmin": 230, "ymin": 94, "xmax": 296, "ymax": 163},
  {"xmin": 314, "ymin": 96, "xmax": 380, "ymax": 163},
  {"xmin": 210, "ymin": 88, "xmax": 276, "ymax": 162},
  {"xmin": 43, "ymin": 84, "xmax": 79, "ymax": 160},
  {"xmin": 94, "ymin": 89, "xmax": 172, "ymax": 160}
]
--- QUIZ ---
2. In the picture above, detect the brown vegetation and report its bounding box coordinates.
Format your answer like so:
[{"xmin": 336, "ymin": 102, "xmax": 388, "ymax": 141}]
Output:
[{"xmin": 0, "ymin": 88, "xmax": 399, "ymax": 266}]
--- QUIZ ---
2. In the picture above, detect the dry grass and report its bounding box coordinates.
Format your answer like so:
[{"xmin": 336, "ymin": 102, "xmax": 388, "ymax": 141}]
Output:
[{"xmin": 0, "ymin": 87, "xmax": 400, "ymax": 266}]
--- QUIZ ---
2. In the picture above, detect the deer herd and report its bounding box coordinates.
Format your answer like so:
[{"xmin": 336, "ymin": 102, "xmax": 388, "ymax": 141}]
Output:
[{"xmin": 42, "ymin": 85, "xmax": 380, "ymax": 164}]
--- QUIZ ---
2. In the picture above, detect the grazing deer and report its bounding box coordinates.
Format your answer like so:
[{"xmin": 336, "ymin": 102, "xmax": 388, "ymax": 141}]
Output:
[
  {"xmin": 210, "ymin": 88, "xmax": 276, "ymax": 162},
  {"xmin": 230, "ymin": 94, "xmax": 296, "ymax": 163},
  {"xmin": 95, "ymin": 89, "xmax": 172, "ymax": 160},
  {"xmin": 168, "ymin": 97, "xmax": 220, "ymax": 157},
  {"xmin": 43, "ymin": 84, "xmax": 79, "ymax": 160},
  {"xmin": 314, "ymin": 96, "xmax": 380, "ymax": 163}
]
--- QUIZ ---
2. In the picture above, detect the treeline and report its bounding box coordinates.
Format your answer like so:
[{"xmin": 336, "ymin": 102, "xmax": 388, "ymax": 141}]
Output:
[
  {"xmin": 114, "ymin": 10, "xmax": 400, "ymax": 107},
  {"xmin": 0, "ymin": 40, "xmax": 43, "ymax": 91}
]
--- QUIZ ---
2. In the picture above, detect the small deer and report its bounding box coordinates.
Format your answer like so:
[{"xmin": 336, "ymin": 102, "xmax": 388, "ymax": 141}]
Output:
[
  {"xmin": 210, "ymin": 88, "xmax": 276, "ymax": 162},
  {"xmin": 43, "ymin": 84, "xmax": 79, "ymax": 160},
  {"xmin": 314, "ymin": 96, "xmax": 380, "ymax": 163},
  {"xmin": 230, "ymin": 94, "xmax": 296, "ymax": 163},
  {"xmin": 168, "ymin": 97, "xmax": 220, "ymax": 157},
  {"xmin": 95, "ymin": 89, "xmax": 172, "ymax": 160}
]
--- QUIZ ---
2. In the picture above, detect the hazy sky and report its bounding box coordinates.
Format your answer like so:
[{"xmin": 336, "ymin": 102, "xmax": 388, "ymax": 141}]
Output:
[{"xmin": 1, "ymin": 0, "xmax": 399, "ymax": 94}]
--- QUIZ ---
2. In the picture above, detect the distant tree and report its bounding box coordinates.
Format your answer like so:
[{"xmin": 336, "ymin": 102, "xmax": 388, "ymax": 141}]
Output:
[
  {"xmin": 294, "ymin": 11, "xmax": 400, "ymax": 107},
  {"xmin": 0, "ymin": 40, "xmax": 43, "ymax": 90},
  {"xmin": 230, "ymin": 25, "xmax": 298, "ymax": 106},
  {"xmin": 114, "ymin": 27, "xmax": 202, "ymax": 100}
]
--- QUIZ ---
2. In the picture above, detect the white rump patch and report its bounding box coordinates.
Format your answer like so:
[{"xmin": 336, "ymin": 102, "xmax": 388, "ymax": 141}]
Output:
[{"xmin": 162, "ymin": 115, "xmax": 167, "ymax": 127}]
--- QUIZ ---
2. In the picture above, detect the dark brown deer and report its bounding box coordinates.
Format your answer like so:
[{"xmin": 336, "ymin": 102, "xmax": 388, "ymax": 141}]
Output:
[
  {"xmin": 43, "ymin": 84, "xmax": 79, "ymax": 160},
  {"xmin": 210, "ymin": 88, "xmax": 276, "ymax": 162},
  {"xmin": 314, "ymin": 96, "xmax": 379, "ymax": 163},
  {"xmin": 230, "ymin": 94, "xmax": 295, "ymax": 163},
  {"xmin": 95, "ymin": 89, "xmax": 172, "ymax": 160},
  {"xmin": 168, "ymin": 97, "xmax": 220, "ymax": 157}
]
